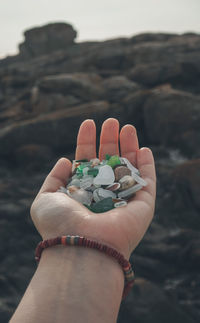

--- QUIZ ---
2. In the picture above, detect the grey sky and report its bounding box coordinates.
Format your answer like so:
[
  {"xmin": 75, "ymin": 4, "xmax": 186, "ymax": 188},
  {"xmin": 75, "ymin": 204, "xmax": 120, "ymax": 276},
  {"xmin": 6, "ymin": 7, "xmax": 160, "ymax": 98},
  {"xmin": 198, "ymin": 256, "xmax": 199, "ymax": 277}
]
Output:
[{"xmin": 0, "ymin": 0, "xmax": 200, "ymax": 58}]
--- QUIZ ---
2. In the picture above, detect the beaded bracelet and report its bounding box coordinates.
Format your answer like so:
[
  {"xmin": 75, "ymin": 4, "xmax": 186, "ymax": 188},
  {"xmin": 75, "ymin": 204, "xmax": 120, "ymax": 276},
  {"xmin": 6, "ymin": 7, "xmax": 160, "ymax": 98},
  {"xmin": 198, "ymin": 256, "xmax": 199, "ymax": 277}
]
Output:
[{"xmin": 35, "ymin": 235, "xmax": 134, "ymax": 299}]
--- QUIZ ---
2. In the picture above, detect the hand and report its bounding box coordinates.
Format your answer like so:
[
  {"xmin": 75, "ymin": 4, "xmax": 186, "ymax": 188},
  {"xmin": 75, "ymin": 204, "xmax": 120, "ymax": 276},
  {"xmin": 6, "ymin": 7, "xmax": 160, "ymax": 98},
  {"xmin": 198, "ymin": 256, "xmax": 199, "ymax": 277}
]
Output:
[{"xmin": 31, "ymin": 118, "xmax": 156, "ymax": 258}]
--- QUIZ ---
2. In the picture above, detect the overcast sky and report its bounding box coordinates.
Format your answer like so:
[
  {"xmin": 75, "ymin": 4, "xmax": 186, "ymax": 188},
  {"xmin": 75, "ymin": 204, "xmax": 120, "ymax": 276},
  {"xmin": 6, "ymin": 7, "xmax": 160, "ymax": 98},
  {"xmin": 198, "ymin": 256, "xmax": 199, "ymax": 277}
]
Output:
[{"xmin": 0, "ymin": 0, "xmax": 200, "ymax": 58}]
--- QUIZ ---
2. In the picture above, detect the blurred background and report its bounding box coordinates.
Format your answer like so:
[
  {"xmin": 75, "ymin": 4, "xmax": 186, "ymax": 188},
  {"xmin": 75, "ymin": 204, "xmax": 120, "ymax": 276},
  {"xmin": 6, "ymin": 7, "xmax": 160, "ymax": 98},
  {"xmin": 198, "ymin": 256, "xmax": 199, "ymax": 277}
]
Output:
[{"xmin": 0, "ymin": 1, "xmax": 200, "ymax": 322}]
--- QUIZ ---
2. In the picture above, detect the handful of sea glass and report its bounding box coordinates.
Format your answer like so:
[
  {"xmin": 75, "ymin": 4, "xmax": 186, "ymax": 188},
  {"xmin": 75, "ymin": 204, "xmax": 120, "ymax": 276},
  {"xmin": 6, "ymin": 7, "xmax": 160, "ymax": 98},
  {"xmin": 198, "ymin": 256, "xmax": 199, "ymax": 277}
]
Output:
[{"xmin": 58, "ymin": 155, "xmax": 147, "ymax": 213}]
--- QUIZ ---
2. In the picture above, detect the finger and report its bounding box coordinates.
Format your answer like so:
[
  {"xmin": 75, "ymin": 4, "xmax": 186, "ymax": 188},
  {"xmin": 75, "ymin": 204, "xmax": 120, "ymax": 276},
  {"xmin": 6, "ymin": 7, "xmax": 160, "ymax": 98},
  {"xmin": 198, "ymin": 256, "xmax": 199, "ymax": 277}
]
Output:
[
  {"xmin": 136, "ymin": 147, "xmax": 156, "ymax": 197},
  {"xmin": 37, "ymin": 158, "xmax": 72, "ymax": 196},
  {"xmin": 120, "ymin": 124, "xmax": 139, "ymax": 166},
  {"xmin": 75, "ymin": 119, "xmax": 96, "ymax": 160},
  {"xmin": 117, "ymin": 148, "xmax": 156, "ymax": 251},
  {"xmin": 130, "ymin": 147, "xmax": 156, "ymax": 207},
  {"xmin": 99, "ymin": 118, "xmax": 119, "ymax": 160}
]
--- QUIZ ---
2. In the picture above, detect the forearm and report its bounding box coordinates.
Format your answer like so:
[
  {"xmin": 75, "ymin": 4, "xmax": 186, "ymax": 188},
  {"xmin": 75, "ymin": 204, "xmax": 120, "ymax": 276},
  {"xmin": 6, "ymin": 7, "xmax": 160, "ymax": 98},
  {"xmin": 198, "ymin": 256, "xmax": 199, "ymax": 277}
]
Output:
[{"xmin": 10, "ymin": 245, "xmax": 124, "ymax": 323}]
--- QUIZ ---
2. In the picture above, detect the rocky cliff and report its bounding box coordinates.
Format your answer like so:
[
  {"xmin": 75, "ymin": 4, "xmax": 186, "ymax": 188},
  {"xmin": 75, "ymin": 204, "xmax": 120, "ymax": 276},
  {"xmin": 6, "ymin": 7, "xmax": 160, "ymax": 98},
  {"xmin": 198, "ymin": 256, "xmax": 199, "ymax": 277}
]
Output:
[{"xmin": 0, "ymin": 22, "xmax": 200, "ymax": 322}]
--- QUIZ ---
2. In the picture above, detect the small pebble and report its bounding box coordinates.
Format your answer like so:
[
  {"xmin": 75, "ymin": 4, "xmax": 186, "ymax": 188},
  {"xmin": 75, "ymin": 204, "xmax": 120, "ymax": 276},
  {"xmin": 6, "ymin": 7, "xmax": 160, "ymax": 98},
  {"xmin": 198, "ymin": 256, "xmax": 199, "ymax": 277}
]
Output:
[
  {"xmin": 119, "ymin": 175, "xmax": 136, "ymax": 191},
  {"xmin": 114, "ymin": 165, "xmax": 131, "ymax": 181},
  {"xmin": 120, "ymin": 157, "xmax": 140, "ymax": 176}
]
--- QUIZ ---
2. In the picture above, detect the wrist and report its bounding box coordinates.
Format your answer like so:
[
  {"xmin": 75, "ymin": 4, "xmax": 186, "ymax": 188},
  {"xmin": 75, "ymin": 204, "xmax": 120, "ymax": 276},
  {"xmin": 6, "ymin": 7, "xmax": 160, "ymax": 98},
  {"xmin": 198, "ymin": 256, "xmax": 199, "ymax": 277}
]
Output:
[
  {"xmin": 36, "ymin": 235, "xmax": 134, "ymax": 296},
  {"xmin": 38, "ymin": 244, "xmax": 124, "ymax": 322},
  {"xmin": 40, "ymin": 243, "xmax": 124, "ymax": 289}
]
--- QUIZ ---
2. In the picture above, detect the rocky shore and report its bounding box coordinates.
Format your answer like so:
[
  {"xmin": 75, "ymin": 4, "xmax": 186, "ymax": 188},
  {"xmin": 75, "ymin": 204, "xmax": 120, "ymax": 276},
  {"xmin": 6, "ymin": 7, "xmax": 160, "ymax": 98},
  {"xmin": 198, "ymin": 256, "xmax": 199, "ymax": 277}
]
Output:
[{"xmin": 0, "ymin": 23, "xmax": 200, "ymax": 322}]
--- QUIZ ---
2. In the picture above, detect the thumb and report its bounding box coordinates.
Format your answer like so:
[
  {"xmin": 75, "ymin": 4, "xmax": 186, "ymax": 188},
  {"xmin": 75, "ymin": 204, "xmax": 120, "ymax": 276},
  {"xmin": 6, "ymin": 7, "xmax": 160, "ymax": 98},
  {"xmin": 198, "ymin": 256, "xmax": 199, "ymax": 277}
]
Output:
[{"xmin": 37, "ymin": 158, "xmax": 72, "ymax": 197}]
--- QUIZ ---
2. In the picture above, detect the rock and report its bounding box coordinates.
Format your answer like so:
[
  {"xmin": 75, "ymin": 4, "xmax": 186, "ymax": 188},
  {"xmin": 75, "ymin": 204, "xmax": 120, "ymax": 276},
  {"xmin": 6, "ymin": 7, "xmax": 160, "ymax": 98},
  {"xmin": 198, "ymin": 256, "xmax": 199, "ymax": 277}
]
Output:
[
  {"xmin": 37, "ymin": 73, "xmax": 104, "ymax": 100},
  {"xmin": 19, "ymin": 23, "xmax": 77, "ymax": 58},
  {"xmin": 130, "ymin": 32, "xmax": 178, "ymax": 44},
  {"xmin": 119, "ymin": 175, "xmax": 136, "ymax": 191},
  {"xmin": 129, "ymin": 62, "xmax": 182, "ymax": 87},
  {"xmin": 161, "ymin": 159, "xmax": 200, "ymax": 230},
  {"xmin": 0, "ymin": 101, "xmax": 110, "ymax": 158},
  {"xmin": 15, "ymin": 144, "xmax": 53, "ymax": 170},
  {"xmin": 114, "ymin": 166, "xmax": 131, "ymax": 181},
  {"xmin": 102, "ymin": 76, "xmax": 141, "ymax": 102},
  {"xmin": 173, "ymin": 159, "xmax": 200, "ymax": 210},
  {"xmin": 118, "ymin": 278, "xmax": 195, "ymax": 323},
  {"xmin": 144, "ymin": 87, "xmax": 200, "ymax": 156}
]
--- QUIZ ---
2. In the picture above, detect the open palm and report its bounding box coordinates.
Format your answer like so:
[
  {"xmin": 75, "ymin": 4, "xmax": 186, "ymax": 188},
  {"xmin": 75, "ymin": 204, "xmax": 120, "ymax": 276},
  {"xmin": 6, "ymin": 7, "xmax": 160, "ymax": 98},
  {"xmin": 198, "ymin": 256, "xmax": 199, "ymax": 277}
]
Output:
[{"xmin": 31, "ymin": 118, "xmax": 156, "ymax": 258}]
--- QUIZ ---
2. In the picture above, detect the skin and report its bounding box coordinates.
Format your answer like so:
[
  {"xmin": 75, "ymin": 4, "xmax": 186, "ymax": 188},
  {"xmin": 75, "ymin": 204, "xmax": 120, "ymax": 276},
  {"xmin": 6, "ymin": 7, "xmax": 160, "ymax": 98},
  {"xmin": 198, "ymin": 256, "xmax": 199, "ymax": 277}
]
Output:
[{"xmin": 10, "ymin": 118, "xmax": 156, "ymax": 323}]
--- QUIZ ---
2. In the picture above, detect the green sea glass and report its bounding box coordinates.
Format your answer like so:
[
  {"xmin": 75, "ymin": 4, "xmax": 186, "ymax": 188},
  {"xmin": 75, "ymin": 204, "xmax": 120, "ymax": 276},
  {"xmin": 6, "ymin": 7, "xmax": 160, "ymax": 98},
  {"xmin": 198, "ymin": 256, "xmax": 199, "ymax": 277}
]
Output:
[
  {"xmin": 107, "ymin": 155, "xmax": 121, "ymax": 168},
  {"xmin": 85, "ymin": 197, "xmax": 114, "ymax": 213},
  {"xmin": 105, "ymin": 154, "xmax": 111, "ymax": 160},
  {"xmin": 88, "ymin": 168, "xmax": 99, "ymax": 177}
]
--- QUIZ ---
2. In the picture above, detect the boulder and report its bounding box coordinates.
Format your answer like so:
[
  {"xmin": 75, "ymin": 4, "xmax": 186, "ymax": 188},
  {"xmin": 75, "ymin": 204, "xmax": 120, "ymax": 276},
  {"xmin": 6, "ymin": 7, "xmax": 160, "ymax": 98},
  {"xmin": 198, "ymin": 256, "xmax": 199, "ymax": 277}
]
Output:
[
  {"xmin": 129, "ymin": 62, "xmax": 183, "ymax": 86},
  {"xmin": 102, "ymin": 76, "xmax": 141, "ymax": 102},
  {"xmin": 0, "ymin": 101, "xmax": 110, "ymax": 159},
  {"xmin": 118, "ymin": 278, "xmax": 195, "ymax": 323},
  {"xmin": 143, "ymin": 86, "xmax": 200, "ymax": 156},
  {"xmin": 173, "ymin": 159, "xmax": 200, "ymax": 211},
  {"xmin": 37, "ymin": 73, "xmax": 104, "ymax": 99},
  {"xmin": 19, "ymin": 23, "xmax": 77, "ymax": 58}
]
